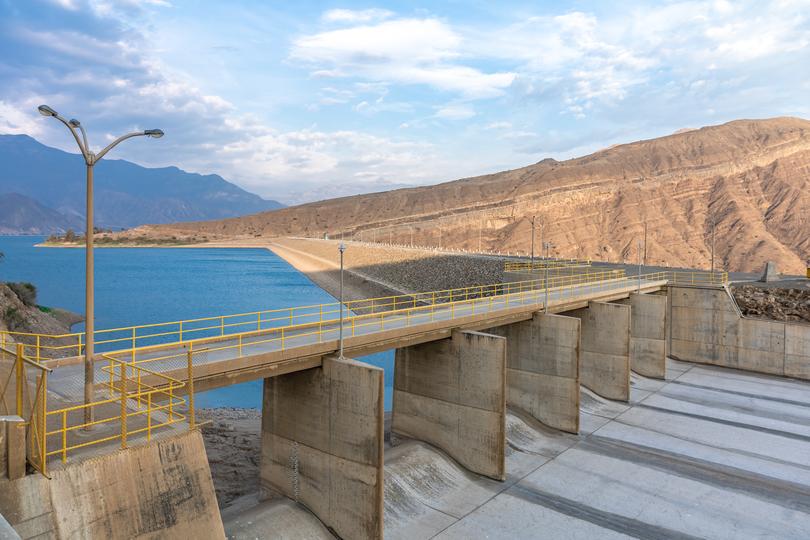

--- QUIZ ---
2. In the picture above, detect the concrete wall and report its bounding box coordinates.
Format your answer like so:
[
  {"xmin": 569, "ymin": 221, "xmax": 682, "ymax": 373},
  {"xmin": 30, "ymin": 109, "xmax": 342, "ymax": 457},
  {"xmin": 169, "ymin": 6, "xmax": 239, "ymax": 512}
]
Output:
[
  {"xmin": 392, "ymin": 330, "xmax": 507, "ymax": 481},
  {"xmin": 670, "ymin": 286, "xmax": 810, "ymax": 380},
  {"xmin": 567, "ymin": 302, "xmax": 631, "ymax": 402},
  {"xmin": 261, "ymin": 355, "xmax": 384, "ymax": 540},
  {"xmin": 0, "ymin": 429, "xmax": 224, "ymax": 539},
  {"xmin": 490, "ymin": 314, "xmax": 580, "ymax": 433},
  {"xmin": 615, "ymin": 293, "xmax": 667, "ymax": 379}
]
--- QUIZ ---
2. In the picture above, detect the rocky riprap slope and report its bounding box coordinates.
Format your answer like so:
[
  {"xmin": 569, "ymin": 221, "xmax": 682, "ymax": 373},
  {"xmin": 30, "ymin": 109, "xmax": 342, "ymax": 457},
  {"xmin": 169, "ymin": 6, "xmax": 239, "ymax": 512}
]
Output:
[
  {"xmin": 732, "ymin": 284, "xmax": 810, "ymax": 323},
  {"xmin": 116, "ymin": 117, "xmax": 810, "ymax": 274}
]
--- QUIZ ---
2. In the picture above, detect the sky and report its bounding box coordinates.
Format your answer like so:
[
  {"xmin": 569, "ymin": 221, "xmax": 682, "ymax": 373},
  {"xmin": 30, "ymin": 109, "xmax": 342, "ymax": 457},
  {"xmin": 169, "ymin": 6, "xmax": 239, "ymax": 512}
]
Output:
[{"xmin": 0, "ymin": 0, "xmax": 808, "ymax": 205}]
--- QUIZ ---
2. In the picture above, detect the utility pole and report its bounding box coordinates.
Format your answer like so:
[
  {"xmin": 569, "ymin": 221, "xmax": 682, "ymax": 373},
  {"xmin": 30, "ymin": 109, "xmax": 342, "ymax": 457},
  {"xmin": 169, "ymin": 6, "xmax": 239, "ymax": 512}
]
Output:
[
  {"xmin": 479, "ymin": 215, "xmax": 483, "ymax": 253},
  {"xmin": 711, "ymin": 218, "xmax": 716, "ymax": 274},
  {"xmin": 530, "ymin": 215, "xmax": 536, "ymax": 267},
  {"xmin": 410, "ymin": 226, "xmax": 414, "ymax": 247},
  {"xmin": 638, "ymin": 239, "xmax": 642, "ymax": 293},
  {"xmin": 643, "ymin": 222, "xmax": 648, "ymax": 266}
]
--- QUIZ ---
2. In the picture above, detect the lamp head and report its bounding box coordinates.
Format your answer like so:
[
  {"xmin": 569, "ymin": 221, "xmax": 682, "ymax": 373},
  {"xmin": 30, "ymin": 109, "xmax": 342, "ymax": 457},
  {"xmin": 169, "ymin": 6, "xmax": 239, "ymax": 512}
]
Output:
[
  {"xmin": 68, "ymin": 119, "xmax": 81, "ymax": 128},
  {"xmin": 339, "ymin": 242, "xmax": 346, "ymax": 252},
  {"xmin": 38, "ymin": 105, "xmax": 58, "ymax": 117},
  {"xmin": 144, "ymin": 129, "xmax": 164, "ymax": 139}
]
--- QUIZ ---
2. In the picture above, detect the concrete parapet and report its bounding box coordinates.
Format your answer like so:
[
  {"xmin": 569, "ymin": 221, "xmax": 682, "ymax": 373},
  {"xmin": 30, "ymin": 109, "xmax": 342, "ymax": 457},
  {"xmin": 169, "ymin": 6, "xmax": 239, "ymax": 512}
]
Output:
[
  {"xmin": 567, "ymin": 302, "xmax": 631, "ymax": 402},
  {"xmin": 669, "ymin": 285, "xmax": 810, "ymax": 380},
  {"xmin": 261, "ymin": 355, "xmax": 384, "ymax": 540},
  {"xmin": 392, "ymin": 330, "xmax": 506, "ymax": 481},
  {"xmin": 0, "ymin": 429, "xmax": 223, "ymax": 539},
  {"xmin": 490, "ymin": 314, "xmax": 580, "ymax": 433},
  {"xmin": 615, "ymin": 293, "xmax": 667, "ymax": 379}
]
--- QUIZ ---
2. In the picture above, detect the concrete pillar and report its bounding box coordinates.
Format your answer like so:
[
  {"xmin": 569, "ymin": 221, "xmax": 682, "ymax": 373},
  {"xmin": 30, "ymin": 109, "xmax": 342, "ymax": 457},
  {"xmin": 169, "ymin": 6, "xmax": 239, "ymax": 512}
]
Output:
[
  {"xmin": 569, "ymin": 302, "xmax": 631, "ymax": 402},
  {"xmin": 494, "ymin": 314, "xmax": 580, "ymax": 434},
  {"xmin": 261, "ymin": 356, "xmax": 384, "ymax": 540},
  {"xmin": 392, "ymin": 330, "xmax": 506, "ymax": 481},
  {"xmin": 0, "ymin": 417, "xmax": 25, "ymax": 481},
  {"xmin": 618, "ymin": 293, "xmax": 667, "ymax": 379}
]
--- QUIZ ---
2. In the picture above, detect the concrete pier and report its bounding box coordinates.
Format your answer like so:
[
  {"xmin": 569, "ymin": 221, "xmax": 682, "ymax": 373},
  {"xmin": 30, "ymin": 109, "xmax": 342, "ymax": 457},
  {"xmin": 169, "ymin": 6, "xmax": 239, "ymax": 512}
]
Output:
[
  {"xmin": 568, "ymin": 302, "xmax": 631, "ymax": 402},
  {"xmin": 669, "ymin": 285, "xmax": 810, "ymax": 379},
  {"xmin": 0, "ymin": 430, "xmax": 223, "ymax": 539},
  {"xmin": 491, "ymin": 314, "xmax": 581, "ymax": 433},
  {"xmin": 392, "ymin": 330, "xmax": 507, "ymax": 481},
  {"xmin": 260, "ymin": 355, "xmax": 384, "ymax": 540},
  {"xmin": 616, "ymin": 293, "xmax": 667, "ymax": 379}
]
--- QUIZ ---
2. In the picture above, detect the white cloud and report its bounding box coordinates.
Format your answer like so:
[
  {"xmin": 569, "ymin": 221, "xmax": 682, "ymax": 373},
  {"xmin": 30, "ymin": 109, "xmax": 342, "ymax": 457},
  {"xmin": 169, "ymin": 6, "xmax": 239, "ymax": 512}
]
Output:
[
  {"xmin": 291, "ymin": 17, "xmax": 515, "ymax": 98},
  {"xmin": 434, "ymin": 104, "xmax": 476, "ymax": 120},
  {"xmin": 0, "ymin": 101, "xmax": 43, "ymax": 136},
  {"xmin": 322, "ymin": 8, "xmax": 393, "ymax": 24}
]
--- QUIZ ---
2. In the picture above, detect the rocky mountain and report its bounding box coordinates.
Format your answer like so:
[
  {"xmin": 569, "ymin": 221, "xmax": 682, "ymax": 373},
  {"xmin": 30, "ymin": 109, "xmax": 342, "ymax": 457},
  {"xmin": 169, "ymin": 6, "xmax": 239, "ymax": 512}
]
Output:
[
  {"xmin": 116, "ymin": 117, "xmax": 810, "ymax": 274},
  {"xmin": 0, "ymin": 134, "xmax": 283, "ymax": 232},
  {"xmin": 0, "ymin": 193, "xmax": 83, "ymax": 234}
]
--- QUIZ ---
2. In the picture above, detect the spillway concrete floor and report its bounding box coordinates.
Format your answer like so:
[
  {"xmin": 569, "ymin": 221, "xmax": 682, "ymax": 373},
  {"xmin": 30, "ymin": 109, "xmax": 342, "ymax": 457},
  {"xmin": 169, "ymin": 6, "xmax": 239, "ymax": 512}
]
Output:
[{"xmin": 384, "ymin": 358, "xmax": 810, "ymax": 539}]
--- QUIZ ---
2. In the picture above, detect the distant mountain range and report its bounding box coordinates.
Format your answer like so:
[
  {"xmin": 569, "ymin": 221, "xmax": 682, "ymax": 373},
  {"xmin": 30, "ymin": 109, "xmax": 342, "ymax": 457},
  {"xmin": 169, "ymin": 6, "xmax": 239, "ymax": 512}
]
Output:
[{"xmin": 0, "ymin": 134, "xmax": 282, "ymax": 234}]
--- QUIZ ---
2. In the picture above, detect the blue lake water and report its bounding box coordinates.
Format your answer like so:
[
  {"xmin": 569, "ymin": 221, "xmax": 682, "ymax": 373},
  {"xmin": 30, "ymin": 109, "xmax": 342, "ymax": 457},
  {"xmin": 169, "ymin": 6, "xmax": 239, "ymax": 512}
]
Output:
[{"xmin": 0, "ymin": 236, "xmax": 395, "ymax": 409}]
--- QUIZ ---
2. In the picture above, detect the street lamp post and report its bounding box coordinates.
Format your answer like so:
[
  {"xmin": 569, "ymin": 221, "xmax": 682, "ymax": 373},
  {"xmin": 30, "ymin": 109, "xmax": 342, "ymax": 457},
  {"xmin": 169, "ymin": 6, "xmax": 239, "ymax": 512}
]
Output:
[
  {"xmin": 38, "ymin": 105, "xmax": 163, "ymax": 424},
  {"xmin": 530, "ymin": 215, "xmax": 536, "ymax": 267},
  {"xmin": 338, "ymin": 243, "xmax": 346, "ymax": 359}
]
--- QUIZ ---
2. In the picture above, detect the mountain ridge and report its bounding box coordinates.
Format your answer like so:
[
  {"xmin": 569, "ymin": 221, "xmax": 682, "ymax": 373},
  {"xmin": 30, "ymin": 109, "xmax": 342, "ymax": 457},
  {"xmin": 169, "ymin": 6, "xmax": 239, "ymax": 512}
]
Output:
[
  {"xmin": 0, "ymin": 134, "xmax": 283, "ymax": 232},
  {"xmin": 112, "ymin": 117, "xmax": 810, "ymax": 273}
]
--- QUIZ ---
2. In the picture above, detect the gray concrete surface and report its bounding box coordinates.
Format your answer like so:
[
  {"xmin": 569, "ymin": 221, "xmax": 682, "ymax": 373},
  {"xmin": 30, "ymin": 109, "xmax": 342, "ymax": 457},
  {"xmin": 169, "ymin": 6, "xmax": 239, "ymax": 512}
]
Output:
[
  {"xmin": 568, "ymin": 302, "xmax": 632, "ymax": 402},
  {"xmin": 491, "ymin": 314, "xmax": 581, "ymax": 434},
  {"xmin": 383, "ymin": 358, "xmax": 810, "ymax": 539},
  {"xmin": 392, "ymin": 330, "xmax": 507, "ymax": 481},
  {"xmin": 261, "ymin": 355, "xmax": 384, "ymax": 540}
]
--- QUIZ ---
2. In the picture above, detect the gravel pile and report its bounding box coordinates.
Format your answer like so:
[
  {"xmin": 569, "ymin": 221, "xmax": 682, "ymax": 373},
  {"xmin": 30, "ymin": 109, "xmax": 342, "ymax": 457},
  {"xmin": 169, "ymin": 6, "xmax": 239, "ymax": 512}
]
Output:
[
  {"xmin": 731, "ymin": 284, "xmax": 810, "ymax": 323},
  {"xmin": 278, "ymin": 238, "xmax": 506, "ymax": 294}
]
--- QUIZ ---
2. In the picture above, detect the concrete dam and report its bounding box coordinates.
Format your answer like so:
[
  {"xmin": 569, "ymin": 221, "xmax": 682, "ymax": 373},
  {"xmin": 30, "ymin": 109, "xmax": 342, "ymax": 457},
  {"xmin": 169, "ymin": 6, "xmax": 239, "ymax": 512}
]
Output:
[{"xmin": 1, "ymin": 258, "xmax": 810, "ymax": 539}]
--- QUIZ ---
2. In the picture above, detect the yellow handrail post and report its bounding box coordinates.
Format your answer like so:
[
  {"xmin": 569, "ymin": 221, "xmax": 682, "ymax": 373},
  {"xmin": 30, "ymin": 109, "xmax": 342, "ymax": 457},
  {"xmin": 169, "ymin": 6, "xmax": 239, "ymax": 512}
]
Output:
[
  {"xmin": 108, "ymin": 357, "xmax": 114, "ymax": 398},
  {"xmin": 281, "ymin": 327, "xmax": 285, "ymax": 349},
  {"xmin": 351, "ymin": 318, "xmax": 355, "ymax": 337},
  {"xmin": 39, "ymin": 370, "xmax": 47, "ymax": 475},
  {"xmin": 238, "ymin": 334, "xmax": 243, "ymax": 356},
  {"xmin": 120, "ymin": 364, "xmax": 127, "ymax": 449},
  {"xmin": 137, "ymin": 369, "xmax": 142, "ymax": 409},
  {"xmin": 221, "ymin": 316, "xmax": 225, "ymax": 336},
  {"xmin": 289, "ymin": 308, "xmax": 293, "ymax": 325},
  {"xmin": 36, "ymin": 335, "xmax": 41, "ymax": 362},
  {"xmin": 15, "ymin": 343, "xmax": 23, "ymax": 416},
  {"xmin": 187, "ymin": 345, "xmax": 195, "ymax": 430},
  {"xmin": 147, "ymin": 392, "xmax": 152, "ymax": 441},
  {"xmin": 131, "ymin": 328, "xmax": 136, "ymax": 363},
  {"xmin": 179, "ymin": 321, "xmax": 184, "ymax": 342},
  {"xmin": 61, "ymin": 410, "xmax": 67, "ymax": 463},
  {"xmin": 257, "ymin": 312, "xmax": 261, "ymax": 331},
  {"xmin": 78, "ymin": 333, "xmax": 82, "ymax": 356}
]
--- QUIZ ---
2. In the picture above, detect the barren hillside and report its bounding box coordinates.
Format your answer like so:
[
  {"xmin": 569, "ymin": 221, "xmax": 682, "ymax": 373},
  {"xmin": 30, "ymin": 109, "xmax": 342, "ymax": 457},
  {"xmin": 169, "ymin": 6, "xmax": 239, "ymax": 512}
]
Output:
[{"xmin": 118, "ymin": 117, "xmax": 810, "ymax": 273}]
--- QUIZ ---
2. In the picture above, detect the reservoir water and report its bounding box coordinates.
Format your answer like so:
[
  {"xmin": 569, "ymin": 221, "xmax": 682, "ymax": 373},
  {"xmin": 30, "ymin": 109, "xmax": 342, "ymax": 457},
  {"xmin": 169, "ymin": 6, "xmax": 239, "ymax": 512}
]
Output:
[{"xmin": 0, "ymin": 236, "xmax": 395, "ymax": 409}]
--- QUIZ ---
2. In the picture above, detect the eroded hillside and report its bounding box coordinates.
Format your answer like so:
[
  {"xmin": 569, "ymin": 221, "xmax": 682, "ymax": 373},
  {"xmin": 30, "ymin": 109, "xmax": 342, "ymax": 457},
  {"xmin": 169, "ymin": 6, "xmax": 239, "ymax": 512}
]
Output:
[{"xmin": 116, "ymin": 117, "xmax": 810, "ymax": 273}]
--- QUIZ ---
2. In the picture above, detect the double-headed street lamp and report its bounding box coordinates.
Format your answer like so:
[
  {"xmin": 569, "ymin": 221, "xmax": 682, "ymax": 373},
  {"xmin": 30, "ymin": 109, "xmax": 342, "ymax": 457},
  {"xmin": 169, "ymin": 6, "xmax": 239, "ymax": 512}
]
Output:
[{"xmin": 38, "ymin": 104, "xmax": 163, "ymax": 424}]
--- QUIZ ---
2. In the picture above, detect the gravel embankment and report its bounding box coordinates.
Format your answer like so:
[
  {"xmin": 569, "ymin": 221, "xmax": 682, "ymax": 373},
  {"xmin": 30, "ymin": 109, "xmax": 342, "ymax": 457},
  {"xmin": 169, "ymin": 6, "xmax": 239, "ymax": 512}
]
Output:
[
  {"xmin": 731, "ymin": 284, "xmax": 810, "ymax": 323},
  {"xmin": 272, "ymin": 237, "xmax": 506, "ymax": 295}
]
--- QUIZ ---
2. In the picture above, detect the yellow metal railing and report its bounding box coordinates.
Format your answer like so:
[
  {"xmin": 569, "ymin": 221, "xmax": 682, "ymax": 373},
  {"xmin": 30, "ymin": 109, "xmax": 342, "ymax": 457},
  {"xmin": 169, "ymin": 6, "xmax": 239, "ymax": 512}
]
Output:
[
  {"xmin": 0, "ymin": 345, "xmax": 51, "ymax": 476},
  {"xmin": 1, "ymin": 269, "xmax": 728, "ymax": 362},
  {"xmin": 504, "ymin": 258, "xmax": 592, "ymax": 272},
  {"xmin": 41, "ymin": 355, "xmax": 188, "ymax": 472}
]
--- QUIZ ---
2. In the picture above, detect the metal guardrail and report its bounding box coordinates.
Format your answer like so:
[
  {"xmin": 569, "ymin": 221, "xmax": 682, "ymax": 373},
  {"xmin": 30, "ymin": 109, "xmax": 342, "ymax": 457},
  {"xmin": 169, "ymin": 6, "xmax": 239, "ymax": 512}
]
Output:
[{"xmin": 504, "ymin": 258, "xmax": 592, "ymax": 272}]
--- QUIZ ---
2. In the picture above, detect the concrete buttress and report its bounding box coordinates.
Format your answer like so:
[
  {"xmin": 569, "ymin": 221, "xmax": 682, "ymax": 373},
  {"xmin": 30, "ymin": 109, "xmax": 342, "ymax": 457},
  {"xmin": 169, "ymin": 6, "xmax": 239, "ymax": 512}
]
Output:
[
  {"xmin": 261, "ymin": 355, "xmax": 385, "ymax": 540},
  {"xmin": 568, "ymin": 301, "xmax": 631, "ymax": 402},
  {"xmin": 392, "ymin": 329, "xmax": 507, "ymax": 481},
  {"xmin": 489, "ymin": 314, "xmax": 581, "ymax": 433},
  {"xmin": 616, "ymin": 293, "xmax": 667, "ymax": 379}
]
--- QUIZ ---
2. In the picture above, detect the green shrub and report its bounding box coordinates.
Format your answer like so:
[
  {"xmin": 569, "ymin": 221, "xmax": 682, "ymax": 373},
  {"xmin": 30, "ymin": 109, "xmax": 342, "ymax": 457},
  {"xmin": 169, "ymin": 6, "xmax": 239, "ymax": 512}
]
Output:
[{"xmin": 7, "ymin": 282, "xmax": 37, "ymax": 306}]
